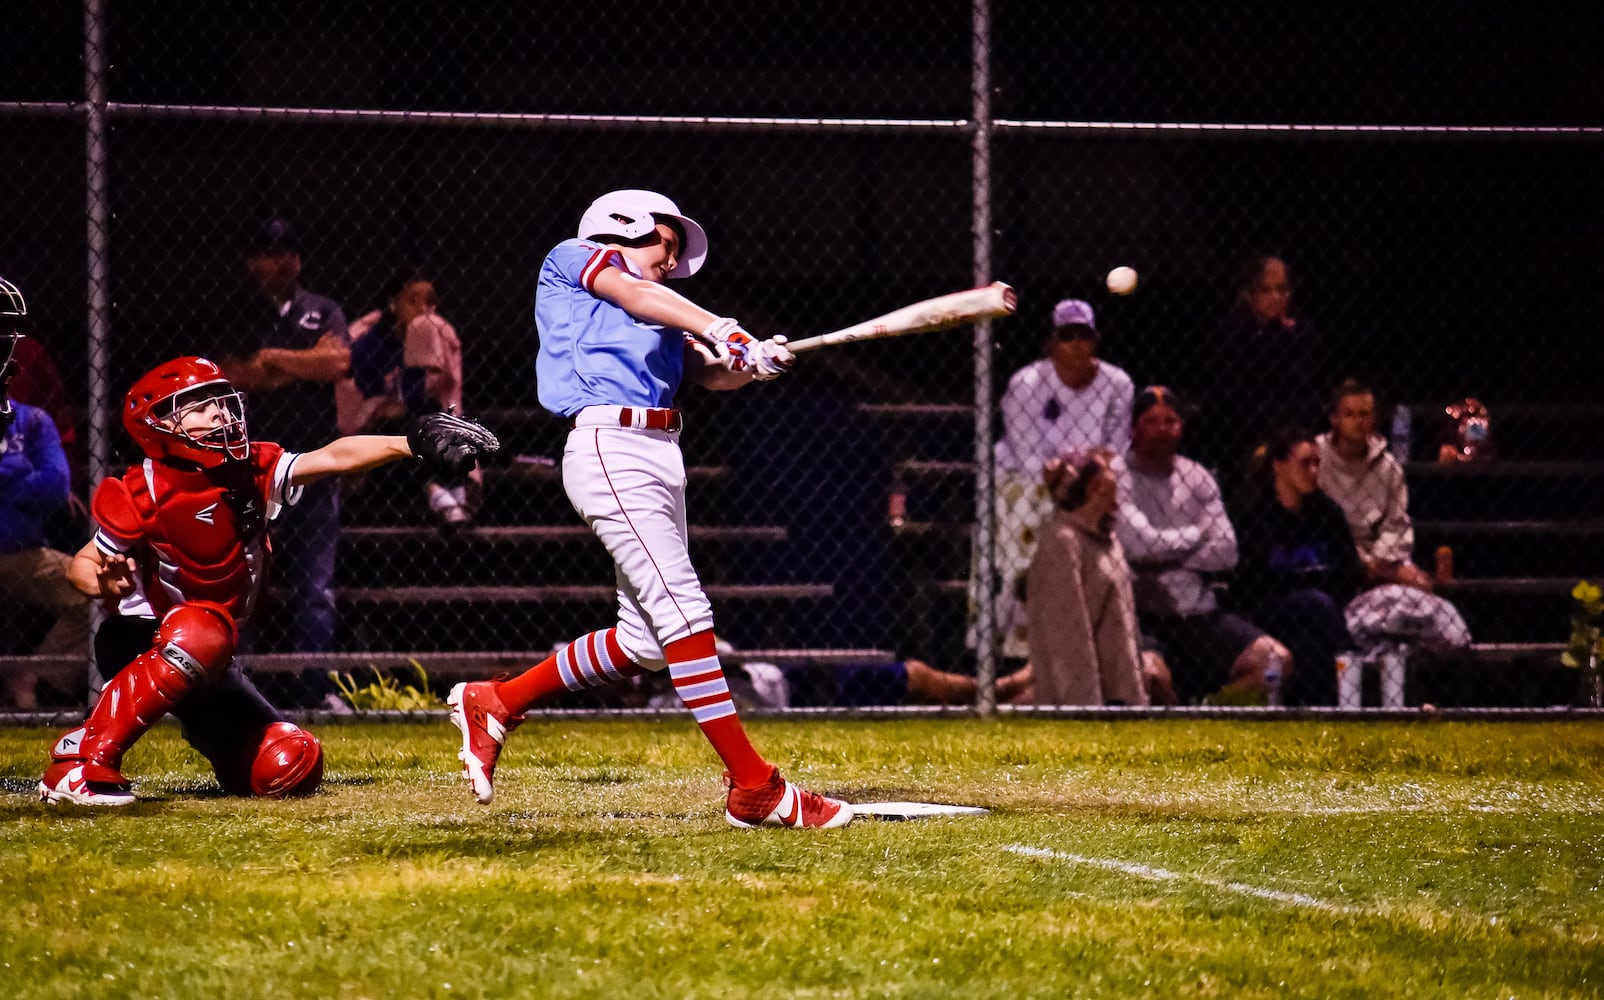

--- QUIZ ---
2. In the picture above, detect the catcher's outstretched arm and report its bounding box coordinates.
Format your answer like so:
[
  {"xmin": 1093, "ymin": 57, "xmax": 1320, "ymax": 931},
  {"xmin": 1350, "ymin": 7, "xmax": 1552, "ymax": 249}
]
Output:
[{"xmin": 289, "ymin": 434, "xmax": 411, "ymax": 486}]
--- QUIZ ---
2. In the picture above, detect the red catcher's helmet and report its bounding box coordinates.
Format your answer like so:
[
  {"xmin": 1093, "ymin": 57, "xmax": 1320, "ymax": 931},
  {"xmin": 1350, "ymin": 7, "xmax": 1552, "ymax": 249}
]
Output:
[
  {"xmin": 123, "ymin": 356, "xmax": 250, "ymax": 467},
  {"xmin": 248, "ymin": 722, "xmax": 324, "ymax": 798}
]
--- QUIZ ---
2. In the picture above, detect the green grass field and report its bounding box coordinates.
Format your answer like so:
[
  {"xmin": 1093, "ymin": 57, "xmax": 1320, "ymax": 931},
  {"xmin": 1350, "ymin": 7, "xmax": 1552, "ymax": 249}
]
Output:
[{"xmin": 2, "ymin": 716, "xmax": 1601, "ymax": 999}]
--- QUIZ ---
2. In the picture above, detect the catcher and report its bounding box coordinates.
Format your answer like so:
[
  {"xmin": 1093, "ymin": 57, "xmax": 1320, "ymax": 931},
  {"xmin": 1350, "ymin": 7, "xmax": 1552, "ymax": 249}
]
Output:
[{"xmin": 39, "ymin": 355, "xmax": 498, "ymax": 805}]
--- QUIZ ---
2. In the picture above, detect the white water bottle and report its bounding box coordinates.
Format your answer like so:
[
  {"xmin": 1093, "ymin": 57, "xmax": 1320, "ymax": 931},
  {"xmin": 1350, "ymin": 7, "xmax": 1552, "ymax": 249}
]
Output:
[
  {"xmin": 1390, "ymin": 404, "xmax": 1412, "ymax": 462},
  {"xmin": 1336, "ymin": 651, "xmax": 1362, "ymax": 709},
  {"xmin": 1263, "ymin": 651, "xmax": 1285, "ymax": 708},
  {"xmin": 1380, "ymin": 647, "xmax": 1407, "ymax": 709}
]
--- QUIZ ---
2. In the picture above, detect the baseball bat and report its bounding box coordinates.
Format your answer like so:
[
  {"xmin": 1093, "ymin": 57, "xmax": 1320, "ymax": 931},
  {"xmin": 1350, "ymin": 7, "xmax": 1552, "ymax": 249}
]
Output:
[{"xmin": 786, "ymin": 281, "xmax": 1017, "ymax": 354}]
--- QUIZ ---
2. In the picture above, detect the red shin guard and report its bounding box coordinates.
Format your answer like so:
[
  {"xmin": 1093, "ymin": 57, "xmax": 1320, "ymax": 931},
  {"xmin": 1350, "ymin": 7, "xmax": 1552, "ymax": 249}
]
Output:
[{"xmin": 60, "ymin": 605, "xmax": 235, "ymax": 777}]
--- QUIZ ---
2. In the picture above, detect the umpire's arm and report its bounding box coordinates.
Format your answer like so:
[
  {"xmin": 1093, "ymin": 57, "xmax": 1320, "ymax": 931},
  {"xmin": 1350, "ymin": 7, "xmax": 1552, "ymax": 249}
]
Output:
[{"xmin": 253, "ymin": 332, "xmax": 352, "ymax": 383}]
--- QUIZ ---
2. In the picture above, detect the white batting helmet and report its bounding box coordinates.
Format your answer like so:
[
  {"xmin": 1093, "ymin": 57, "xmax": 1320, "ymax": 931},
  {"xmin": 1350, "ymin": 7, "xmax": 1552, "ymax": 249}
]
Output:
[{"xmin": 577, "ymin": 189, "xmax": 708, "ymax": 279}]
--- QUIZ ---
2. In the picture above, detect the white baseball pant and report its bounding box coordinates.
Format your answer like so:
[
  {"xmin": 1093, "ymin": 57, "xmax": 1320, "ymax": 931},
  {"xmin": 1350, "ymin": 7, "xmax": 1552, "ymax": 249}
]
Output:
[{"xmin": 562, "ymin": 410, "xmax": 714, "ymax": 670}]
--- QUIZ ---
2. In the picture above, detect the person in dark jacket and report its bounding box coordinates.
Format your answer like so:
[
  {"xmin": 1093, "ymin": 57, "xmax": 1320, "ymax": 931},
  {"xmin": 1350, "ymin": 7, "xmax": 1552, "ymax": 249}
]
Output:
[
  {"xmin": 1231, "ymin": 425, "xmax": 1361, "ymax": 705},
  {"xmin": 1196, "ymin": 255, "xmax": 1328, "ymax": 483},
  {"xmin": 0, "ymin": 292, "xmax": 89, "ymax": 706},
  {"xmin": 216, "ymin": 219, "xmax": 351, "ymax": 663}
]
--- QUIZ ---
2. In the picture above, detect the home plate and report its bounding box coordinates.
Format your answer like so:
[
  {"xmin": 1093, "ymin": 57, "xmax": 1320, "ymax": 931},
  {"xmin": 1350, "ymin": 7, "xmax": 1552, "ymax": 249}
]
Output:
[{"xmin": 853, "ymin": 801, "xmax": 990, "ymax": 821}]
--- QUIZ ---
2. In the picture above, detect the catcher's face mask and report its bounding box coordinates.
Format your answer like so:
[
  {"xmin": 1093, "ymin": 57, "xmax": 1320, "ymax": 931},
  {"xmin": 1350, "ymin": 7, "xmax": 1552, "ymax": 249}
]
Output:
[{"xmin": 157, "ymin": 381, "xmax": 251, "ymax": 463}]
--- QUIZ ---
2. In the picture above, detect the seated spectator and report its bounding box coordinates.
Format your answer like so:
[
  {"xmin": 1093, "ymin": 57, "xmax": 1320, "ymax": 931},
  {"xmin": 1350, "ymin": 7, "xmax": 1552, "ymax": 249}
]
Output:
[
  {"xmin": 1, "ymin": 280, "xmax": 88, "ymax": 551},
  {"xmin": 1114, "ymin": 386, "xmax": 1291, "ymax": 704},
  {"xmin": 1319, "ymin": 379, "xmax": 1472, "ymax": 656},
  {"xmin": 1024, "ymin": 449, "xmax": 1148, "ymax": 706},
  {"xmin": 770, "ymin": 657, "xmax": 1031, "ymax": 708},
  {"xmin": 1006, "ymin": 645, "xmax": 1176, "ymax": 708},
  {"xmin": 977, "ymin": 298, "xmax": 1134, "ymax": 659},
  {"xmin": 337, "ymin": 267, "xmax": 475, "ymax": 530},
  {"xmin": 1317, "ymin": 380, "xmax": 1434, "ymax": 592},
  {"xmin": 4, "ymin": 315, "xmax": 83, "ymax": 490},
  {"xmin": 0, "ymin": 313, "xmax": 89, "ymax": 708},
  {"xmin": 1232, "ymin": 426, "xmax": 1363, "ymax": 705},
  {"xmin": 1196, "ymin": 254, "xmax": 1328, "ymax": 482}
]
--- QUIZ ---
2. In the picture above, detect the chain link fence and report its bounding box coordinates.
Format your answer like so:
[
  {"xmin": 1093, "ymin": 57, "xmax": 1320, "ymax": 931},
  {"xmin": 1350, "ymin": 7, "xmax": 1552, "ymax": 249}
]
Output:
[{"xmin": 3, "ymin": 1, "xmax": 1600, "ymax": 715}]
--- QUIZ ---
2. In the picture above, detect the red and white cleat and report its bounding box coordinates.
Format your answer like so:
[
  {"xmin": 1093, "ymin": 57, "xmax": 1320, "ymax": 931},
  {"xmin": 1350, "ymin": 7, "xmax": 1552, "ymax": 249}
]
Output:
[
  {"xmin": 724, "ymin": 766, "xmax": 855, "ymax": 829},
  {"xmin": 38, "ymin": 761, "xmax": 136, "ymax": 807},
  {"xmin": 447, "ymin": 681, "xmax": 524, "ymax": 804}
]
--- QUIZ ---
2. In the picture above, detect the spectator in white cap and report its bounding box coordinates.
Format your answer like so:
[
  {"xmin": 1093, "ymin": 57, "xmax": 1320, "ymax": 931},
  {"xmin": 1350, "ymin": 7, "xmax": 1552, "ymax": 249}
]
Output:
[{"xmin": 971, "ymin": 296, "xmax": 1135, "ymax": 661}]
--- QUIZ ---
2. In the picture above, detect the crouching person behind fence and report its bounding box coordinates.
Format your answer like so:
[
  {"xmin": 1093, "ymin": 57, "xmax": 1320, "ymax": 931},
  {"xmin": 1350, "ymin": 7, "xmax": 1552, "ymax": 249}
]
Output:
[
  {"xmin": 1024, "ymin": 449, "xmax": 1151, "ymax": 706},
  {"xmin": 39, "ymin": 356, "xmax": 499, "ymax": 805}
]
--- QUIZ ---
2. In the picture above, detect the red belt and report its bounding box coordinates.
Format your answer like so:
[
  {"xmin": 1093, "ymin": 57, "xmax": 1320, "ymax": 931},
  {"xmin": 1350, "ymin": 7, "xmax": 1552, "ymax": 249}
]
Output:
[{"xmin": 569, "ymin": 406, "xmax": 683, "ymax": 432}]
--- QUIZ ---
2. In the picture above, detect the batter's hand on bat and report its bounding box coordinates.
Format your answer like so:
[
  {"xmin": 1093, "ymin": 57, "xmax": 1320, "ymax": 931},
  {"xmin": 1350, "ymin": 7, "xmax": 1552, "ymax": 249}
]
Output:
[
  {"xmin": 699, "ymin": 317, "xmax": 756, "ymax": 374},
  {"xmin": 407, "ymin": 409, "xmax": 503, "ymax": 479},
  {"xmin": 747, "ymin": 335, "xmax": 794, "ymax": 381}
]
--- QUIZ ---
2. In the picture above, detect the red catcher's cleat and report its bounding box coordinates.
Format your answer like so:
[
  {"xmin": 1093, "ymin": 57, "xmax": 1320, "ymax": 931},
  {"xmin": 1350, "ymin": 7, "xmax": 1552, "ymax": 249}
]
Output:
[
  {"xmin": 447, "ymin": 682, "xmax": 524, "ymax": 804},
  {"xmin": 39, "ymin": 760, "xmax": 136, "ymax": 807},
  {"xmin": 724, "ymin": 766, "xmax": 854, "ymax": 829}
]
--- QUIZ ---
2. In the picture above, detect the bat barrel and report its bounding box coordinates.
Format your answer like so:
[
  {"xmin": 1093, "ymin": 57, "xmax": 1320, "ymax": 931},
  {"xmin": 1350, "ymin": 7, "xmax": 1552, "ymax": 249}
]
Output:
[{"xmin": 787, "ymin": 281, "xmax": 1016, "ymax": 354}]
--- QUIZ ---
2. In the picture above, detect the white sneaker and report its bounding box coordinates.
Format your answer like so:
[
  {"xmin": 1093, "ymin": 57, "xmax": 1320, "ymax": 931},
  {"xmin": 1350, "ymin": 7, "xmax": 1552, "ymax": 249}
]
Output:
[{"xmin": 428, "ymin": 483, "xmax": 473, "ymax": 533}]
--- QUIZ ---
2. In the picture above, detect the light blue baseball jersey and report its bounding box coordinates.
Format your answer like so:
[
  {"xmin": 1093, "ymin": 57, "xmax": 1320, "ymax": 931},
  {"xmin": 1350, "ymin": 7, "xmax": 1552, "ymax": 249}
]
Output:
[{"xmin": 535, "ymin": 239, "xmax": 688, "ymax": 417}]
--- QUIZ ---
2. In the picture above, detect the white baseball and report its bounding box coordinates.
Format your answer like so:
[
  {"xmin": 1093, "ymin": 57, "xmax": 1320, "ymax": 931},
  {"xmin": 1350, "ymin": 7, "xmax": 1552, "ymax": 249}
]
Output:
[{"xmin": 1106, "ymin": 266, "xmax": 1139, "ymax": 296}]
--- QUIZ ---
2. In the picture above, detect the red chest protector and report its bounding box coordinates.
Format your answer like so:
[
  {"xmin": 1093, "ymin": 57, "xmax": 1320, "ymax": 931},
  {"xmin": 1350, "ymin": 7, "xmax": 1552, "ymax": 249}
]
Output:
[{"xmin": 92, "ymin": 444, "xmax": 287, "ymax": 620}]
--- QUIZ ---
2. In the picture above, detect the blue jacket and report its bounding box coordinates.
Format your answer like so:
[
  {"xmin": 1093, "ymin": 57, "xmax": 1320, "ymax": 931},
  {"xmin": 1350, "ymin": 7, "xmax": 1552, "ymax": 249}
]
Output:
[{"xmin": 0, "ymin": 402, "xmax": 70, "ymax": 554}]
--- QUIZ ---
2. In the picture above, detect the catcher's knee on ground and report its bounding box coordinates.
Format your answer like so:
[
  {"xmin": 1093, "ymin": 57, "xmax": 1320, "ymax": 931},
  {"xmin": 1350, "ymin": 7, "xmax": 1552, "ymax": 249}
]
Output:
[{"xmin": 221, "ymin": 722, "xmax": 324, "ymax": 798}]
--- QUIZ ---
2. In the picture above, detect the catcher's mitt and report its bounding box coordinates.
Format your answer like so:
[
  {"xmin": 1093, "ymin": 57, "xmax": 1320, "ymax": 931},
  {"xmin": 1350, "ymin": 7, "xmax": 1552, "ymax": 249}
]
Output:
[{"xmin": 406, "ymin": 410, "xmax": 502, "ymax": 479}]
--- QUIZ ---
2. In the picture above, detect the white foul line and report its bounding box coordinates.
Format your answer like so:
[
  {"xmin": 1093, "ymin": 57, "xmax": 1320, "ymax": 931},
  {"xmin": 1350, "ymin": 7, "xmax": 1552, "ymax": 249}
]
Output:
[{"xmin": 1005, "ymin": 844, "xmax": 1361, "ymax": 915}]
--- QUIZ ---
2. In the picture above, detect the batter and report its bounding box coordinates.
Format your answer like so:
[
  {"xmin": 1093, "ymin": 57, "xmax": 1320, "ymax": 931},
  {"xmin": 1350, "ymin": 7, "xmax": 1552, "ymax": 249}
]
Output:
[{"xmin": 448, "ymin": 189, "xmax": 853, "ymax": 829}]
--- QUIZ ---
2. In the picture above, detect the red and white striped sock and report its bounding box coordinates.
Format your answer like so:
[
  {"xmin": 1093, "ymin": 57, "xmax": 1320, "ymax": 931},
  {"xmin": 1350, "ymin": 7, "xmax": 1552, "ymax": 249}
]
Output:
[
  {"xmin": 498, "ymin": 628, "xmax": 640, "ymax": 713},
  {"xmin": 664, "ymin": 630, "xmax": 771, "ymax": 788}
]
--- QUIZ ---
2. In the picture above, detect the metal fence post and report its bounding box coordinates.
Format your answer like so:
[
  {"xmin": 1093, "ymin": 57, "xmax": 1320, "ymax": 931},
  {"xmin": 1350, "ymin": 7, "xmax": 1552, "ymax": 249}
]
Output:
[
  {"xmin": 971, "ymin": 0, "xmax": 997, "ymax": 716},
  {"xmin": 83, "ymin": 0, "xmax": 111, "ymax": 699}
]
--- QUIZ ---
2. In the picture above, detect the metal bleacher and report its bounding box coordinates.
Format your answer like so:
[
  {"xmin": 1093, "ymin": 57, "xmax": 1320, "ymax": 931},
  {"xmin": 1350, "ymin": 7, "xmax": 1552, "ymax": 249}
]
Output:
[
  {"xmin": 4, "ymin": 400, "xmax": 1592, "ymax": 709},
  {"xmin": 248, "ymin": 403, "xmax": 891, "ymax": 696}
]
